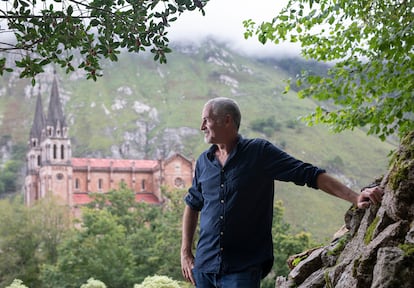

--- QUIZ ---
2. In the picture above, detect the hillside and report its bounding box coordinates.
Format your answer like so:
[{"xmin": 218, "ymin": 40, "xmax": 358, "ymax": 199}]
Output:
[{"xmin": 0, "ymin": 39, "xmax": 396, "ymax": 242}]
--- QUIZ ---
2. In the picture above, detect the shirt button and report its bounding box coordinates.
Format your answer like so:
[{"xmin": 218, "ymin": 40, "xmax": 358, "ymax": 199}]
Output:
[
  {"xmin": 220, "ymin": 183, "xmax": 224, "ymax": 188},
  {"xmin": 220, "ymin": 199, "xmax": 224, "ymax": 204},
  {"xmin": 220, "ymin": 231, "xmax": 224, "ymax": 236},
  {"xmin": 220, "ymin": 215, "xmax": 224, "ymax": 219}
]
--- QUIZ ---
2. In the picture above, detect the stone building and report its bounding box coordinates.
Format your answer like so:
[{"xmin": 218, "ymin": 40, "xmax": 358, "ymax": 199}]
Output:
[{"xmin": 24, "ymin": 76, "xmax": 194, "ymax": 210}]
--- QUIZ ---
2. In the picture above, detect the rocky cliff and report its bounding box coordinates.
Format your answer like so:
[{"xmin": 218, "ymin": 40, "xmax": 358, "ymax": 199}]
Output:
[{"xmin": 276, "ymin": 131, "xmax": 414, "ymax": 287}]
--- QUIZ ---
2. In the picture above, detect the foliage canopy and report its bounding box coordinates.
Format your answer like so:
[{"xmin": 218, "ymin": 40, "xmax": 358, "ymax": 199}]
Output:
[
  {"xmin": 0, "ymin": 0, "xmax": 207, "ymax": 81},
  {"xmin": 0, "ymin": 186, "xmax": 313, "ymax": 287},
  {"xmin": 244, "ymin": 0, "xmax": 414, "ymax": 140}
]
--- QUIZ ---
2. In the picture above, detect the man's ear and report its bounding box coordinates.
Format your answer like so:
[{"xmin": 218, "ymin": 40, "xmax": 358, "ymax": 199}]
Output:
[{"xmin": 224, "ymin": 114, "xmax": 232, "ymax": 126}]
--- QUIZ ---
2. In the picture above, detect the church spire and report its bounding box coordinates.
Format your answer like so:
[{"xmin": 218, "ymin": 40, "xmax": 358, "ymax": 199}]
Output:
[
  {"xmin": 46, "ymin": 73, "xmax": 67, "ymax": 136},
  {"xmin": 29, "ymin": 87, "xmax": 45, "ymax": 144}
]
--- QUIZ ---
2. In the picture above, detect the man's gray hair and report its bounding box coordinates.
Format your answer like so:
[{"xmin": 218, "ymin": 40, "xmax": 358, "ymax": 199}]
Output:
[{"xmin": 206, "ymin": 97, "xmax": 241, "ymax": 131}]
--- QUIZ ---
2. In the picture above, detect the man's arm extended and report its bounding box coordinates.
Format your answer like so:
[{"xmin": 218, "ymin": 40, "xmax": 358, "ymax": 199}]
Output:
[{"xmin": 317, "ymin": 173, "xmax": 383, "ymax": 209}]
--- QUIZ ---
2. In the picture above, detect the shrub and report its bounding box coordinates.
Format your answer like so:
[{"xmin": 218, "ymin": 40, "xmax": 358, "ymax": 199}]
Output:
[
  {"xmin": 134, "ymin": 275, "xmax": 181, "ymax": 288},
  {"xmin": 5, "ymin": 279, "xmax": 29, "ymax": 288},
  {"xmin": 80, "ymin": 278, "xmax": 107, "ymax": 288}
]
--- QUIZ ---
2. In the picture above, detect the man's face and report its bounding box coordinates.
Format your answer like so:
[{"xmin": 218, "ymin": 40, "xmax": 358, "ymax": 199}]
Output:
[{"xmin": 200, "ymin": 104, "xmax": 225, "ymax": 144}]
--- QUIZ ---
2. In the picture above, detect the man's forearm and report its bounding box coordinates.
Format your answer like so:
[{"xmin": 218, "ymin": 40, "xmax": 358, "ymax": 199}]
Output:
[
  {"xmin": 181, "ymin": 205, "xmax": 199, "ymax": 285},
  {"xmin": 316, "ymin": 173, "xmax": 359, "ymax": 205},
  {"xmin": 181, "ymin": 205, "xmax": 199, "ymax": 254}
]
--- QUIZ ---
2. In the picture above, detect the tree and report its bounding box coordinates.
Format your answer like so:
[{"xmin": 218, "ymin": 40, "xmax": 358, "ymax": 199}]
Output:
[
  {"xmin": 0, "ymin": 141, "xmax": 25, "ymax": 196},
  {"xmin": 0, "ymin": 0, "xmax": 208, "ymax": 81},
  {"xmin": 260, "ymin": 200, "xmax": 314, "ymax": 288},
  {"xmin": 148, "ymin": 187, "xmax": 188, "ymax": 279},
  {"xmin": 0, "ymin": 196, "xmax": 71, "ymax": 288},
  {"xmin": 42, "ymin": 208, "xmax": 137, "ymax": 288},
  {"xmin": 41, "ymin": 186, "xmax": 186, "ymax": 287},
  {"xmin": 244, "ymin": 0, "xmax": 414, "ymax": 140}
]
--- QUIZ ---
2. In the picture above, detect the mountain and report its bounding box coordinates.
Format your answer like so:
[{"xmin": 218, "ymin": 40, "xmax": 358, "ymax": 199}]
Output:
[{"xmin": 0, "ymin": 39, "xmax": 396, "ymax": 242}]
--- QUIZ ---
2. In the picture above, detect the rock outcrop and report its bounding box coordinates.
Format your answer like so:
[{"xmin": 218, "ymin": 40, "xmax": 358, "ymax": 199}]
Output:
[{"xmin": 276, "ymin": 131, "xmax": 414, "ymax": 288}]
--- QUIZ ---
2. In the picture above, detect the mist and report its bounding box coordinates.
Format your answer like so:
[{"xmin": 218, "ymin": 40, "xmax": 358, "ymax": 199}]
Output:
[{"xmin": 168, "ymin": 0, "xmax": 301, "ymax": 59}]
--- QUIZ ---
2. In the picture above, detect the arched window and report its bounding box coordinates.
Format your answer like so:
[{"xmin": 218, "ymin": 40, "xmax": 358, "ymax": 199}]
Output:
[
  {"xmin": 98, "ymin": 179, "xmax": 103, "ymax": 190},
  {"xmin": 53, "ymin": 144, "xmax": 57, "ymax": 159},
  {"xmin": 174, "ymin": 177, "xmax": 184, "ymax": 188},
  {"xmin": 37, "ymin": 155, "xmax": 41, "ymax": 166},
  {"xmin": 61, "ymin": 144, "xmax": 65, "ymax": 159},
  {"xmin": 141, "ymin": 179, "xmax": 146, "ymax": 191},
  {"xmin": 75, "ymin": 178, "xmax": 80, "ymax": 190}
]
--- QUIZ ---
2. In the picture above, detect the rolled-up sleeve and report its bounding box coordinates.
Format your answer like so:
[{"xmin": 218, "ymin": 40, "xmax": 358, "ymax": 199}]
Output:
[
  {"xmin": 184, "ymin": 162, "xmax": 204, "ymax": 211},
  {"xmin": 261, "ymin": 140, "xmax": 325, "ymax": 189}
]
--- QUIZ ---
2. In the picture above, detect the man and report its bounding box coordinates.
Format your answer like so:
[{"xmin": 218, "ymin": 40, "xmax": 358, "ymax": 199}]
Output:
[{"xmin": 181, "ymin": 97, "xmax": 383, "ymax": 287}]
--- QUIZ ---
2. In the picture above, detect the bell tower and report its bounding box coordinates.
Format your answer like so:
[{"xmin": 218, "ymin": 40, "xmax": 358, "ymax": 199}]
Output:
[
  {"xmin": 25, "ymin": 88, "xmax": 45, "ymax": 205},
  {"xmin": 25, "ymin": 73, "xmax": 73, "ymax": 206}
]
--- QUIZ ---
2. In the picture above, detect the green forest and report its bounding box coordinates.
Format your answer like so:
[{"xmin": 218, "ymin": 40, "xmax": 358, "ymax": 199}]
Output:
[{"xmin": 0, "ymin": 185, "xmax": 314, "ymax": 288}]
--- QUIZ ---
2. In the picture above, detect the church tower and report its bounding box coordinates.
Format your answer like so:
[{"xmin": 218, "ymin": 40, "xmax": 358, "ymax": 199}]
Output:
[
  {"xmin": 25, "ymin": 75, "xmax": 73, "ymax": 205},
  {"xmin": 25, "ymin": 88, "xmax": 46, "ymax": 205}
]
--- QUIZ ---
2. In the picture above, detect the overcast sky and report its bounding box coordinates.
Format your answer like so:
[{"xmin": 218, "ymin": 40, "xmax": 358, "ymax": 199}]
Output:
[
  {"xmin": 169, "ymin": 0, "xmax": 301, "ymax": 58},
  {"xmin": 0, "ymin": 0, "xmax": 300, "ymax": 58}
]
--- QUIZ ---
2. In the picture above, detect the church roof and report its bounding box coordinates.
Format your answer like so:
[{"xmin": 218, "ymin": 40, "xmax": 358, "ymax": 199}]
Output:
[
  {"xmin": 71, "ymin": 158, "xmax": 159, "ymax": 170},
  {"xmin": 164, "ymin": 152, "xmax": 193, "ymax": 165}
]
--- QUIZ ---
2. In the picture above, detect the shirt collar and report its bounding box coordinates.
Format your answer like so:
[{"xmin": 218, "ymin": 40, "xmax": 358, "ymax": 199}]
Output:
[{"xmin": 206, "ymin": 134, "xmax": 243, "ymax": 161}]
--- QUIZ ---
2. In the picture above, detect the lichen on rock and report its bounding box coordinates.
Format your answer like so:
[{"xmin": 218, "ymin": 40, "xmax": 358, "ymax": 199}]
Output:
[{"xmin": 275, "ymin": 132, "xmax": 414, "ymax": 288}]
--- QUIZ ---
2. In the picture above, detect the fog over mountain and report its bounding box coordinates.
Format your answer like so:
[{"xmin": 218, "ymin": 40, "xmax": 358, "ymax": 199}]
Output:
[{"xmin": 169, "ymin": 0, "xmax": 301, "ymax": 58}]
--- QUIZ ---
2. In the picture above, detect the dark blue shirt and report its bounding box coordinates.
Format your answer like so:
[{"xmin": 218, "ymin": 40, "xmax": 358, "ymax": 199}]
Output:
[{"xmin": 184, "ymin": 136, "xmax": 325, "ymax": 277}]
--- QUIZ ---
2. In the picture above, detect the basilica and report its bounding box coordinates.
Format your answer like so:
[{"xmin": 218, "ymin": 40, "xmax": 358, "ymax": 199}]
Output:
[{"xmin": 24, "ymin": 76, "xmax": 194, "ymax": 211}]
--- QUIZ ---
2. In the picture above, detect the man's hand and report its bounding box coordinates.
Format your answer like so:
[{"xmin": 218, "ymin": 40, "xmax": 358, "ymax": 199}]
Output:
[
  {"xmin": 181, "ymin": 206, "xmax": 199, "ymax": 285},
  {"xmin": 181, "ymin": 250, "xmax": 195, "ymax": 285},
  {"xmin": 357, "ymin": 186, "xmax": 384, "ymax": 209}
]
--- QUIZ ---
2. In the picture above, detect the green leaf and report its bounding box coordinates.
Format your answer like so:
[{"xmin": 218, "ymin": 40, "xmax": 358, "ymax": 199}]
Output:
[{"xmin": 279, "ymin": 15, "xmax": 289, "ymax": 21}]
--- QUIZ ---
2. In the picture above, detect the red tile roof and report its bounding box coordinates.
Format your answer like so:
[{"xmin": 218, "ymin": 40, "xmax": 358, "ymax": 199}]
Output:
[{"xmin": 71, "ymin": 158, "xmax": 159, "ymax": 169}]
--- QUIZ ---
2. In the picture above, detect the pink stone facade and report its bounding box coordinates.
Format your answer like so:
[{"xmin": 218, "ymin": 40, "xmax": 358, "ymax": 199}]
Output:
[{"xmin": 24, "ymin": 77, "xmax": 194, "ymax": 210}]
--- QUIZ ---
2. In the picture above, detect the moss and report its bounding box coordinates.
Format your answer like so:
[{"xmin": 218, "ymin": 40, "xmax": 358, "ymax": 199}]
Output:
[
  {"xmin": 388, "ymin": 131, "xmax": 414, "ymax": 190},
  {"xmin": 324, "ymin": 270, "xmax": 334, "ymax": 288},
  {"xmin": 364, "ymin": 216, "xmax": 380, "ymax": 245},
  {"xmin": 291, "ymin": 255, "xmax": 307, "ymax": 267},
  {"xmin": 327, "ymin": 234, "xmax": 350, "ymax": 256},
  {"xmin": 398, "ymin": 243, "xmax": 414, "ymax": 256},
  {"xmin": 352, "ymin": 256, "xmax": 361, "ymax": 277},
  {"xmin": 389, "ymin": 162, "xmax": 410, "ymax": 191},
  {"xmin": 400, "ymin": 131, "xmax": 414, "ymax": 149}
]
